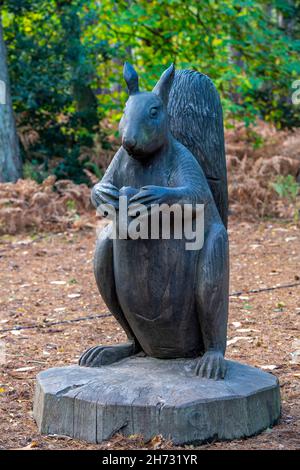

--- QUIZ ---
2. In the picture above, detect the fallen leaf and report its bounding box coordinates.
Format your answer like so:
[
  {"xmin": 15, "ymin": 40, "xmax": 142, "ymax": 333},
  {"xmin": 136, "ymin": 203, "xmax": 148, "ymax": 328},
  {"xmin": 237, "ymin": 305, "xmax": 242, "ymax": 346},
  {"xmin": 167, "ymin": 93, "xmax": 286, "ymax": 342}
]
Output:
[
  {"xmin": 242, "ymin": 304, "xmax": 252, "ymax": 310},
  {"xmin": 231, "ymin": 321, "xmax": 242, "ymax": 328},
  {"xmin": 236, "ymin": 328, "xmax": 259, "ymax": 333},
  {"xmin": 16, "ymin": 441, "xmax": 38, "ymax": 450},
  {"xmin": 149, "ymin": 434, "xmax": 163, "ymax": 449},
  {"xmin": 290, "ymin": 346, "xmax": 300, "ymax": 364},
  {"xmin": 67, "ymin": 293, "xmax": 81, "ymax": 299},
  {"xmin": 11, "ymin": 330, "xmax": 21, "ymax": 336},
  {"xmin": 227, "ymin": 336, "xmax": 253, "ymax": 346},
  {"xmin": 128, "ymin": 434, "xmax": 141, "ymax": 440},
  {"xmin": 260, "ymin": 365, "xmax": 278, "ymax": 370},
  {"xmin": 14, "ymin": 239, "xmax": 32, "ymax": 245}
]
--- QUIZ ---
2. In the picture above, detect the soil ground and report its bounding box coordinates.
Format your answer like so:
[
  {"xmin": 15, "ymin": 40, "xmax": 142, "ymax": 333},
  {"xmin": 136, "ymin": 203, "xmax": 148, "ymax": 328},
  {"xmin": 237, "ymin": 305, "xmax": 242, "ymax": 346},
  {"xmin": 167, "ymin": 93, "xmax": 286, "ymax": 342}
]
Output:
[{"xmin": 0, "ymin": 217, "xmax": 299, "ymax": 450}]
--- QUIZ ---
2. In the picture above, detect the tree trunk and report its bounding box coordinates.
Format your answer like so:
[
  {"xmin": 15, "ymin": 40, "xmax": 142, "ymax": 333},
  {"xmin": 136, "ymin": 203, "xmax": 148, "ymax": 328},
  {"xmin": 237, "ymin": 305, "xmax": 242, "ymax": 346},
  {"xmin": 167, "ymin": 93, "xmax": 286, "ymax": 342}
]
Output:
[{"xmin": 0, "ymin": 16, "xmax": 22, "ymax": 182}]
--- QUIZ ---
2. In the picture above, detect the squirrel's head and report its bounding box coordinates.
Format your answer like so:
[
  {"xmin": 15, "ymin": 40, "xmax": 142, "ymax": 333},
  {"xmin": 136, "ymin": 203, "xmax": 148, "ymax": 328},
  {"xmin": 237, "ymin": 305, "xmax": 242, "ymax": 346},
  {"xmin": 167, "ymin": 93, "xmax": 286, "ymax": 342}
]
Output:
[{"xmin": 119, "ymin": 62, "xmax": 175, "ymax": 160}]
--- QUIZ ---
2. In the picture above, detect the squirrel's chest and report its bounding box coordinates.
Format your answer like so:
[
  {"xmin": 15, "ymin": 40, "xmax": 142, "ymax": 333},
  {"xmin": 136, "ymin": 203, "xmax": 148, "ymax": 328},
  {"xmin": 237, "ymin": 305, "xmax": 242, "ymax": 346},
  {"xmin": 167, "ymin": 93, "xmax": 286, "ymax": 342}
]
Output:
[{"xmin": 117, "ymin": 157, "xmax": 172, "ymax": 188}]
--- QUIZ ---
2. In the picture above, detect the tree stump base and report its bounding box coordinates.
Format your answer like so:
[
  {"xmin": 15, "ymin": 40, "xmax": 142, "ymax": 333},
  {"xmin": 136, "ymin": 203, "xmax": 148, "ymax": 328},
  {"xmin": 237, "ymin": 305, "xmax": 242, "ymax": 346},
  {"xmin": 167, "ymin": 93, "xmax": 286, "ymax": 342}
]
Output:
[{"xmin": 33, "ymin": 357, "xmax": 280, "ymax": 445}]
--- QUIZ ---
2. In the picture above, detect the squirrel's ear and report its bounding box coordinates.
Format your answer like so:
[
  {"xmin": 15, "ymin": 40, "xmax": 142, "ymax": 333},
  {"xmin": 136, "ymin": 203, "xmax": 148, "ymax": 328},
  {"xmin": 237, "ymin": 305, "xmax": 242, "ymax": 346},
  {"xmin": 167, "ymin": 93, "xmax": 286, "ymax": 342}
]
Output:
[
  {"xmin": 153, "ymin": 63, "xmax": 175, "ymax": 106},
  {"xmin": 123, "ymin": 62, "xmax": 139, "ymax": 95}
]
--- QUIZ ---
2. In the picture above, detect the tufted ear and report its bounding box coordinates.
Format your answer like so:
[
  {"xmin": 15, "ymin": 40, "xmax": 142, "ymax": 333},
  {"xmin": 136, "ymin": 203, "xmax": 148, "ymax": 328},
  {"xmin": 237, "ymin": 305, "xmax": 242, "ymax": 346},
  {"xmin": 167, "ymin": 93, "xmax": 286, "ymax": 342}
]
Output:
[
  {"xmin": 123, "ymin": 62, "xmax": 139, "ymax": 95},
  {"xmin": 152, "ymin": 63, "xmax": 175, "ymax": 106}
]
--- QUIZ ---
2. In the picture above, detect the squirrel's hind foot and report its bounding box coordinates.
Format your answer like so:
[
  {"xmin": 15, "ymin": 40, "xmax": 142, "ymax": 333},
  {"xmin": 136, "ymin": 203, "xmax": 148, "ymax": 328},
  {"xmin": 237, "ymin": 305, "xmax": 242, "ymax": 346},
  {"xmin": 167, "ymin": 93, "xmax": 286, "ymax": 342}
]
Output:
[
  {"xmin": 79, "ymin": 341, "xmax": 137, "ymax": 367},
  {"xmin": 194, "ymin": 351, "xmax": 226, "ymax": 380}
]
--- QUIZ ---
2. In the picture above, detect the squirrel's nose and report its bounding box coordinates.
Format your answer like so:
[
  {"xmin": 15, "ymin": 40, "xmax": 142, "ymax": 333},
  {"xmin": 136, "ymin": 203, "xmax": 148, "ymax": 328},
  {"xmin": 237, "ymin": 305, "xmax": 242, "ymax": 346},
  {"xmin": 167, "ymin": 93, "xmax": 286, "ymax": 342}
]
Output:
[{"xmin": 123, "ymin": 137, "xmax": 137, "ymax": 152}]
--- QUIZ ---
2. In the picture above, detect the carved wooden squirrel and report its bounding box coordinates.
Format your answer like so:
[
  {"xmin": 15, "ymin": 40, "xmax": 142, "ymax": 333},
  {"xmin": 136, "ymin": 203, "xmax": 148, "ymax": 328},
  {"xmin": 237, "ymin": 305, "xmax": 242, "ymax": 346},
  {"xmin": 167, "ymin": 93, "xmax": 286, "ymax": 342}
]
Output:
[{"xmin": 79, "ymin": 63, "xmax": 229, "ymax": 379}]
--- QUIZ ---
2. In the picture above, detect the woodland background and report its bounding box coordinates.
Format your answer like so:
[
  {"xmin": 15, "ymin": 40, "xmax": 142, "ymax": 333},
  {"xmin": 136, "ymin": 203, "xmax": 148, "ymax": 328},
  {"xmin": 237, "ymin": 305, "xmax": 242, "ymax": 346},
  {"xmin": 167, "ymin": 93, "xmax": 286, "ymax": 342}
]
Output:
[
  {"xmin": 0, "ymin": 0, "xmax": 300, "ymax": 451},
  {"xmin": 1, "ymin": 0, "xmax": 300, "ymax": 232}
]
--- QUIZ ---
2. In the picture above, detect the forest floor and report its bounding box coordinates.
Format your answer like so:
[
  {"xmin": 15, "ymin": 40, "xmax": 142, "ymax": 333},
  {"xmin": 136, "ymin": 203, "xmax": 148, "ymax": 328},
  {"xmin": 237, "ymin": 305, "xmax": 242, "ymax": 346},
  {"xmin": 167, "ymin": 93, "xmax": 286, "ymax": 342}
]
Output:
[{"xmin": 0, "ymin": 217, "xmax": 299, "ymax": 450}]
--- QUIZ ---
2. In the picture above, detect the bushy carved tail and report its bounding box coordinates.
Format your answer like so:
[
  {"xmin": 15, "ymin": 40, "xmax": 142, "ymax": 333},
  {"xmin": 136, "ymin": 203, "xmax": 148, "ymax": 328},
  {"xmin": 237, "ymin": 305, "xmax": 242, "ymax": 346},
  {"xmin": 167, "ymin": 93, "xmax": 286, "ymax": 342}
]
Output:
[{"xmin": 168, "ymin": 70, "xmax": 228, "ymax": 228}]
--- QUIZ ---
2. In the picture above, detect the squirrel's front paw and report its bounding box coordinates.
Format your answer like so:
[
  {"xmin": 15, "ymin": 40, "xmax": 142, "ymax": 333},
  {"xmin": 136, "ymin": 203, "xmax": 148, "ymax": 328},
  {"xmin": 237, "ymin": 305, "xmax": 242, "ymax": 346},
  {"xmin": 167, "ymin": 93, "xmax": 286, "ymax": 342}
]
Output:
[{"xmin": 194, "ymin": 351, "xmax": 226, "ymax": 380}]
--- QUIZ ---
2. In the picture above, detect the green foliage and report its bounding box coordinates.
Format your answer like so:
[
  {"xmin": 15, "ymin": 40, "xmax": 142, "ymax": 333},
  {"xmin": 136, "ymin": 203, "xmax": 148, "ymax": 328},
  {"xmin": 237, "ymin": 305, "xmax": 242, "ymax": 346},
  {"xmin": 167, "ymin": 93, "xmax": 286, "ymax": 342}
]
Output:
[
  {"xmin": 89, "ymin": 0, "xmax": 300, "ymax": 127},
  {"xmin": 66, "ymin": 199, "xmax": 77, "ymax": 211},
  {"xmin": 54, "ymin": 148, "xmax": 88, "ymax": 184},
  {"xmin": 272, "ymin": 174, "xmax": 300, "ymax": 221},
  {"xmin": 23, "ymin": 161, "xmax": 48, "ymax": 183},
  {"xmin": 272, "ymin": 174, "xmax": 299, "ymax": 200},
  {"xmin": 2, "ymin": 0, "xmax": 109, "ymax": 183},
  {"xmin": 1, "ymin": 0, "xmax": 300, "ymax": 183}
]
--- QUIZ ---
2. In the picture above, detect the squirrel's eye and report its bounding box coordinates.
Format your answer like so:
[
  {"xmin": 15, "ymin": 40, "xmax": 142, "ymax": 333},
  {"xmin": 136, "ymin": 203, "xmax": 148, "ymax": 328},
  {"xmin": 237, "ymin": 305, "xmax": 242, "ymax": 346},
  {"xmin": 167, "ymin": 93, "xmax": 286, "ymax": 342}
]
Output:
[{"xmin": 150, "ymin": 107, "xmax": 158, "ymax": 118}]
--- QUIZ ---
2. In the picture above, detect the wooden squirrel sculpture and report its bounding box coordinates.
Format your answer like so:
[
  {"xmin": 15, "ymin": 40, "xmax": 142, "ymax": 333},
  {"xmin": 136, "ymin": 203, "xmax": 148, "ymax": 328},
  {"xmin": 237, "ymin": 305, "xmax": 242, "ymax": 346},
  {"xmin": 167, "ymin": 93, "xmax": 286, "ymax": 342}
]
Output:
[{"xmin": 79, "ymin": 63, "xmax": 229, "ymax": 380}]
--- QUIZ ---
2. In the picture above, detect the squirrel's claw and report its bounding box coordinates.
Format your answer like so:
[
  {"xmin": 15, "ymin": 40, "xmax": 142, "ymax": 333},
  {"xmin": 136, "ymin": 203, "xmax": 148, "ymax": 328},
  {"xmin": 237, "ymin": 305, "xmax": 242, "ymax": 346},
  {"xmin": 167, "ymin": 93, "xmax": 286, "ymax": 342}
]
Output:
[{"xmin": 194, "ymin": 351, "xmax": 226, "ymax": 380}]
